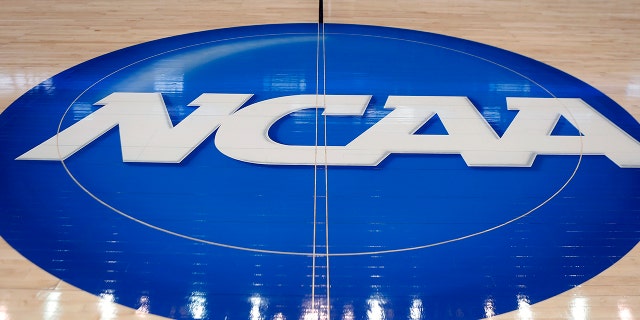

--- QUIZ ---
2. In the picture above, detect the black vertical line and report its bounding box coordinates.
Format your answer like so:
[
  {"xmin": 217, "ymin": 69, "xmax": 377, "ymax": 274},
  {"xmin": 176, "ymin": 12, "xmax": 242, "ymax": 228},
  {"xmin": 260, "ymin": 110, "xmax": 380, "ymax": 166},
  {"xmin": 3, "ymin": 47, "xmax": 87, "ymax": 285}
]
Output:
[{"xmin": 319, "ymin": 0, "xmax": 324, "ymax": 24}]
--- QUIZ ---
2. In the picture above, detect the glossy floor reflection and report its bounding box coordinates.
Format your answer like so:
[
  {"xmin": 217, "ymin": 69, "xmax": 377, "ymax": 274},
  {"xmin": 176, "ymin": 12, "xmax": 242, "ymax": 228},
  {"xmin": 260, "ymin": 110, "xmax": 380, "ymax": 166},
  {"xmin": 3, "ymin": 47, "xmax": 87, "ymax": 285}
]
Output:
[{"xmin": 0, "ymin": 1, "xmax": 639, "ymax": 320}]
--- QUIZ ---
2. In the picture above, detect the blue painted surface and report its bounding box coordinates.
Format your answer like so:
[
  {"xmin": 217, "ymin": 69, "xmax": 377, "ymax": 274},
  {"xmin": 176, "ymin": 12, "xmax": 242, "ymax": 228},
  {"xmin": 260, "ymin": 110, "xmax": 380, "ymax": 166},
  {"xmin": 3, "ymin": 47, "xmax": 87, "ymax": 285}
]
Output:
[{"xmin": 0, "ymin": 23, "xmax": 639, "ymax": 319}]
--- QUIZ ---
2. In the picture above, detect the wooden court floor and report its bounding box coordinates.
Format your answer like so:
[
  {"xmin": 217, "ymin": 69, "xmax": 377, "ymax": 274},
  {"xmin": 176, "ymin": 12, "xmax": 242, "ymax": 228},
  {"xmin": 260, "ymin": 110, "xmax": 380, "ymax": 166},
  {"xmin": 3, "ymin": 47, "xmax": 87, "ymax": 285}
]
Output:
[{"xmin": 0, "ymin": 0, "xmax": 638, "ymax": 319}]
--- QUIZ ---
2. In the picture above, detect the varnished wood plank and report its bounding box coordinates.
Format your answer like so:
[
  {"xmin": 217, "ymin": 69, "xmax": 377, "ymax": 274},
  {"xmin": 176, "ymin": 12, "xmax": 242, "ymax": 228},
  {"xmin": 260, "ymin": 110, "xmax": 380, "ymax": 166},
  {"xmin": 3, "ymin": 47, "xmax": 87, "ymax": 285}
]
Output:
[{"xmin": 0, "ymin": 1, "xmax": 638, "ymax": 319}]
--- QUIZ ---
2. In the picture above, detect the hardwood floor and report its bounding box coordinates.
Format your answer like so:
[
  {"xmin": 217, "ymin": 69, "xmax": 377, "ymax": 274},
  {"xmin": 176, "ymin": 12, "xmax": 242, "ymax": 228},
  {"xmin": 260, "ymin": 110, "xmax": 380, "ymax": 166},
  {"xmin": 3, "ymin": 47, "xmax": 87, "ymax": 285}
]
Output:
[{"xmin": 0, "ymin": 1, "xmax": 638, "ymax": 319}]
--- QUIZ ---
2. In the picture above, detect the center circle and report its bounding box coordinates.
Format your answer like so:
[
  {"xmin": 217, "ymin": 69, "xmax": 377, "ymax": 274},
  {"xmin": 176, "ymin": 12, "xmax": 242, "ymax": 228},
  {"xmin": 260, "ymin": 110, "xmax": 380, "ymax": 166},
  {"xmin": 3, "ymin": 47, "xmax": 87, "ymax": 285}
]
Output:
[{"xmin": 59, "ymin": 31, "xmax": 578, "ymax": 255}]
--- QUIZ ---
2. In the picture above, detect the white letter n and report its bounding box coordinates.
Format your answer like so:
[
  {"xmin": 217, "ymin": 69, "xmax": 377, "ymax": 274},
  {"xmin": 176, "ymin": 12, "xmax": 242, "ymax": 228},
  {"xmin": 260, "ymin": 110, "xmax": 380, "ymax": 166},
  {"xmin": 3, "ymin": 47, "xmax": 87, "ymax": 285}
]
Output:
[{"xmin": 16, "ymin": 92, "xmax": 252, "ymax": 163}]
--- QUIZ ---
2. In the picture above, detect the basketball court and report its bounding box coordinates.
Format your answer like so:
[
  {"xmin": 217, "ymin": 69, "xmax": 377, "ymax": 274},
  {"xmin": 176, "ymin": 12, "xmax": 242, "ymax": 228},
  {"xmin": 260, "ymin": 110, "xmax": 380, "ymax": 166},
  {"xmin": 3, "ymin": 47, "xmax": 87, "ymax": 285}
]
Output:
[{"xmin": 0, "ymin": 1, "xmax": 638, "ymax": 319}]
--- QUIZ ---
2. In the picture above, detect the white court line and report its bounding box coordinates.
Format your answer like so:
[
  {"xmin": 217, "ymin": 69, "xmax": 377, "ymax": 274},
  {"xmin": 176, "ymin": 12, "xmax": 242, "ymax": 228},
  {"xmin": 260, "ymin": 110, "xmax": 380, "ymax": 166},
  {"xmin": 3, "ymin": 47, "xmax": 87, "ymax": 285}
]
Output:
[{"xmin": 321, "ymin": 18, "xmax": 332, "ymax": 320}]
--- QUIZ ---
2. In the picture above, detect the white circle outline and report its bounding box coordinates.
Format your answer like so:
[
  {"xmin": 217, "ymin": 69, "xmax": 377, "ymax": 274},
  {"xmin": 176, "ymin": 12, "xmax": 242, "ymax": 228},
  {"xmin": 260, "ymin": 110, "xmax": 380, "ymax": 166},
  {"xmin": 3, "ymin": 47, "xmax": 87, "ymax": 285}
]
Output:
[{"xmin": 53, "ymin": 27, "xmax": 585, "ymax": 257}]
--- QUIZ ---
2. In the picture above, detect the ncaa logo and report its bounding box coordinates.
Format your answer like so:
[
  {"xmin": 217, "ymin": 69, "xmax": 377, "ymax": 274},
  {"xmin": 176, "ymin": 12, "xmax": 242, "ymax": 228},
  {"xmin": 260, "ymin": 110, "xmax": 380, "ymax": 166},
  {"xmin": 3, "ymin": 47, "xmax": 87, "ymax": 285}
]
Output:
[{"xmin": 0, "ymin": 24, "xmax": 639, "ymax": 319}]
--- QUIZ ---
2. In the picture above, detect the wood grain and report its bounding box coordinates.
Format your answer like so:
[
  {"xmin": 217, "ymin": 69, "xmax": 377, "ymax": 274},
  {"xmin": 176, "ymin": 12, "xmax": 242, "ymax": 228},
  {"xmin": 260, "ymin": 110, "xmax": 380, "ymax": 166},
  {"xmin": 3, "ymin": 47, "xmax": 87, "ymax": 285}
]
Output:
[{"xmin": 0, "ymin": 1, "xmax": 638, "ymax": 319}]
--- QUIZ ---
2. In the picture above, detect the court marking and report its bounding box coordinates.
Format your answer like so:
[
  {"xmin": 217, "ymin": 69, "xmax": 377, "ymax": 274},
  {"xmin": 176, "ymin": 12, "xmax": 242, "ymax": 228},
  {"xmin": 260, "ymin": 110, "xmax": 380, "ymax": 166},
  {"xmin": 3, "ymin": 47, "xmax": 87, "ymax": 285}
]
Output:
[{"xmin": 48, "ymin": 28, "xmax": 586, "ymax": 257}]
